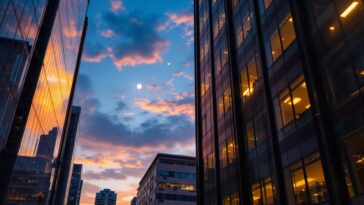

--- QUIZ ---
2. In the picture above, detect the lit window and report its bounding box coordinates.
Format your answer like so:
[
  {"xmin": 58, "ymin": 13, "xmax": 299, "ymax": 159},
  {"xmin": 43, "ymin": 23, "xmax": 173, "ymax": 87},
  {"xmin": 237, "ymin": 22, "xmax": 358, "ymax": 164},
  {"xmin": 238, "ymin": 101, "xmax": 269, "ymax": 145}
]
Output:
[
  {"xmin": 240, "ymin": 56, "xmax": 259, "ymax": 101},
  {"xmin": 235, "ymin": 12, "xmax": 252, "ymax": 48},
  {"xmin": 280, "ymin": 15, "xmax": 296, "ymax": 50},
  {"xmin": 266, "ymin": 14, "xmax": 296, "ymax": 65},
  {"xmin": 290, "ymin": 153, "xmax": 328, "ymax": 204},
  {"xmin": 220, "ymin": 137, "xmax": 237, "ymax": 169},
  {"xmin": 223, "ymin": 192, "xmax": 239, "ymax": 205},
  {"xmin": 275, "ymin": 75, "xmax": 311, "ymax": 129},
  {"xmin": 252, "ymin": 177, "xmax": 275, "ymax": 205}
]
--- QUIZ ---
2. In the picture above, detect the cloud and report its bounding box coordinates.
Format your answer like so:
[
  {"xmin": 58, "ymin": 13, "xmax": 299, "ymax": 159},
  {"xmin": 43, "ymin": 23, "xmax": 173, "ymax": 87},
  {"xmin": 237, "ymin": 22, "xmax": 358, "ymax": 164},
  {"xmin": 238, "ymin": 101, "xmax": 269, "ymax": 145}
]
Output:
[
  {"xmin": 145, "ymin": 83, "xmax": 160, "ymax": 91},
  {"xmin": 115, "ymin": 101, "xmax": 127, "ymax": 111},
  {"xmin": 84, "ymin": 168, "xmax": 127, "ymax": 180},
  {"xmin": 111, "ymin": 0, "xmax": 125, "ymax": 13},
  {"xmin": 174, "ymin": 71, "xmax": 193, "ymax": 81},
  {"xmin": 101, "ymin": 29, "xmax": 115, "ymax": 37},
  {"xmin": 157, "ymin": 11, "xmax": 194, "ymax": 45},
  {"xmin": 103, "ymin": 11, "xmax": 169, "ymax": 69},
  {"xmin": 80, "ymin": 182, "xmax": 101, "ymax": 205},
  {"xmin": 135, "ymin": 98, "xmax": 194, "ymax": 119},
  {"xmin": 82, "ymin": 44, "xmax": 109, "ymax": 63}
]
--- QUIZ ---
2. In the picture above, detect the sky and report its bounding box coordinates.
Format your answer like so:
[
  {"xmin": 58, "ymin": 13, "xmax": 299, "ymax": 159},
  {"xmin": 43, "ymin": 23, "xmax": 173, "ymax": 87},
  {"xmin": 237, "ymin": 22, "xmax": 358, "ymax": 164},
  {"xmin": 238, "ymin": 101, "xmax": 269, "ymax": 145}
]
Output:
[{"xmin": 73, "ymin": 0, "xmax": 195, "ymax": 204}]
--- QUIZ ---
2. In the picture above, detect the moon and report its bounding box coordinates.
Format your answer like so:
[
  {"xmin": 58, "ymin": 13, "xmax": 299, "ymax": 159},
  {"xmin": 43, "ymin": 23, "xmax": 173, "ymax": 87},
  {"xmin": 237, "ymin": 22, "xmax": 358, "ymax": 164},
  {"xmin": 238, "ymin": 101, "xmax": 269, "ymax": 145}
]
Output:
[{"xmin": 137, "ymin": 83, "xmax": 143, "ymax": 90}]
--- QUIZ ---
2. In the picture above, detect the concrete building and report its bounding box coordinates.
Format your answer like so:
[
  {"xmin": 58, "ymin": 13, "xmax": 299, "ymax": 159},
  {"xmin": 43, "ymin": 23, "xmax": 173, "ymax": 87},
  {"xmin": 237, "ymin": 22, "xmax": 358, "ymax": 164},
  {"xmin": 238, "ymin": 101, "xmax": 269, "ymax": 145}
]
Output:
[
  {"xmin": 95, "ymin": 189, "xmax": 117, "ymax": 205},
  {"xmin": 137, "ymin": 153, "xmax": 196, "ymax": 205},
  {"xmin": 194, "ymin": 0, "xmax": 364, "ymax": 205}
]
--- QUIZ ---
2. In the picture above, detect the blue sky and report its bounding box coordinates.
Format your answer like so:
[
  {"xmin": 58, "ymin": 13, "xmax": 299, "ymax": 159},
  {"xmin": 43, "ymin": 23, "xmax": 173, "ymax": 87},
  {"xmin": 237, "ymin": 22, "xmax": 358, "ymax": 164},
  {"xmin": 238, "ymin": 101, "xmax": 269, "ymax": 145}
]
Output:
[{"xmin": 73, "ymin": 0, "xmax": 195, "ymax": 204}]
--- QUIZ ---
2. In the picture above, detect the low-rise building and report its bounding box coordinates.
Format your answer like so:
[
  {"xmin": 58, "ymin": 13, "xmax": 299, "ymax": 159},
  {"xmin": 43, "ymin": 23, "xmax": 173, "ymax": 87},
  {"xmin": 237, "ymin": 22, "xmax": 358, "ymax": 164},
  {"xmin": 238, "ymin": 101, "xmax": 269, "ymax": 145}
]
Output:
[{"xmin": 137, "ymin": 153, "xmax": 196, "ymax": 205}]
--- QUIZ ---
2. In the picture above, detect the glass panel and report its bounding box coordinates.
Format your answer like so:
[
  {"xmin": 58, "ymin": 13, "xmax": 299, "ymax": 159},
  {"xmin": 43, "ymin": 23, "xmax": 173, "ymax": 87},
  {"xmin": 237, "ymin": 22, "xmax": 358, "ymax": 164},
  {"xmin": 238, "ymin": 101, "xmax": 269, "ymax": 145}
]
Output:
[
  {"xmin": 291, "ymin": 78, "xmax": 310, "ymax": 119},
  {"xmin": 227, "ymin": 137, "xmax": 236, "ymax": 164},
  {"xmin": 220, "ymin": 143, "xmax": 228, "ymax": 168},
  {"xmin": 247, "ymin": 57, "xmax": 258, "ymax": 95},
  {"xmin": 270, "ymin": 30, "xmax": 282, "ymax": 62},
  {"xmin": 291, "ymin": 164, "xmax": 309, "ymax": 205},
  {"xmin": 280, "ymin": 15, "xmax": 296, "ymax": 50},
  {"xmin": 252, "ymin": 182, "xmax": 263, "ymax": 205},
  {"xmin": 241, "ymin": 68, "xmax": 249, "ymax": 98},
  {"xmin": 223, "ymin": 87, "xmax": 232, "ymax": 112},
  {"xmin": 264, "ymin": 178, "xmax": 274, "ymax": 205},
  {"xmin": 231, "ymin": 192, "xmax": 239, "ymax": 205},
  {"xmin": 246, "ymin": 121, "xmax": 256, "ymax": 150},
  {"xmin": 305, "ymin": 157, "xmax": 328, "ymax": 204},
  {"xmin": 279, "ymin": 89, "xmax": 294, "ymax": 126},
  {"xmin": 345, "ymin": 130, "xmax": 364, "ymax": 194},
  {"xmin": 243, "ymin": 13, "xmax": 252, "ymax": 39}
]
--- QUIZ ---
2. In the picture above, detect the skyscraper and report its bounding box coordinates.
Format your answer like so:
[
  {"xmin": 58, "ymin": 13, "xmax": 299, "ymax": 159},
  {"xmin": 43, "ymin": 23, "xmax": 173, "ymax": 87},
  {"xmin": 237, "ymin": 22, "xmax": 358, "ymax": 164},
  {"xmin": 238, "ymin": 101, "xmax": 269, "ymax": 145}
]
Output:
[
  {"xmin": 137, "ymin": 153, "xmax": 196, "ymax": 205},
  {"xmin": 53, "ymin": 106, "xmax": 82, "ymax": 205},
  {"xmin": 95, "ymin": 189, "xmax": 117, "ymax": 205},
  {"xmin": 0, "ymin": 0, "xmax": 89, "ymax": 204},
  {"xmin": 194, "ymin": 0, "xmax": 364, "ymax": 205},
  {"xmin": 0, "ymin": 37, "xmax": 30, "ymax": 151},
  {"xmin": 68, "ymin": 164, "xmax": 84, "ymax": 205}
]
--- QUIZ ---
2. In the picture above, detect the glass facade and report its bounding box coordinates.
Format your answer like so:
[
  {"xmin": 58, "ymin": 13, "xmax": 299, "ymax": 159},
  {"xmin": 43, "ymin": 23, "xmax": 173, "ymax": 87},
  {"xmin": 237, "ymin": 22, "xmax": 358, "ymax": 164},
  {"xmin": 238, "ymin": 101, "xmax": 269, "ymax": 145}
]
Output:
[
  {"xmin": 195, "ymin": 0, "xmax": 364, "ymax": 205},
  {"xmin": 0, "ymin": 0, "xmax": 88, "ymax": 204}
]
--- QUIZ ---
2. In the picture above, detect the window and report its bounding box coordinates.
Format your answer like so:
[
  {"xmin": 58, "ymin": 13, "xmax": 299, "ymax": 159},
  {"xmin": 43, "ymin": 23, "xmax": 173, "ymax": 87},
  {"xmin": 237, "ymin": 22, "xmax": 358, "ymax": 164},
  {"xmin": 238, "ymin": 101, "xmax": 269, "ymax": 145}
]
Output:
[
  {"xmin": 245, "ymin": 114, "xmax": 266, "ymax": 151},
  {"xmin": 232, "ymin": 0, "xmax": 239, "ymax": 9},
  {"xmin": 252, "ymin": 177, "xmax": 275, "ymax": 205},
  {"xmin": 280, "ymin": 16, "xmax": 296, "ymax": 50},
  {"xmin": 220, "ymin": 137, "xmax": 237, "ymax": 168},
  {"xmin": 235, "ymin": 12, "xmax": 252, "ymax": 48},
  {"xmin": 259, "ymin": 0, "xmax": 273, "ymax": 15},
  {"xmin": 344, "ymin": 130, "xmax": 364, "ymax": 196},
  {"xmin": 223, "ymin": 192, "xmax": 239, "ymax": 205},
  {"xmin": 289, "ymin": 153, "xmax": 328, "ymax": 205},
  {"xmin": 266, "ymin": 14, "xmax": 296, "ymax": 65},
  {"xmin": 240, "ymin": 56, "xmax": 259, "ymax": 101},
  {"xmin": 218, "ymin": 87, "xmax": 232, "ymax": 118},
  {"xmin": 275, "ymin": 75, "xmax": 311, "ymax": 129}
]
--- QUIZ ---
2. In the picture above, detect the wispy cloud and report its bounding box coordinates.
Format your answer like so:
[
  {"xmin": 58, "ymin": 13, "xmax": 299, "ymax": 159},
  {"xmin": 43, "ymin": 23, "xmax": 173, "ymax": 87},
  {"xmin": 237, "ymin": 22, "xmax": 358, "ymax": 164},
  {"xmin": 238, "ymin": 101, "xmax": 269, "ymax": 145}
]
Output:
[
  {"xmin": 111, "ymin": 0, "xmax": 125, "ymax": 13},
  {"xmin": 135, "ymin": 98, "xmax": 194, "ymax": 119}
]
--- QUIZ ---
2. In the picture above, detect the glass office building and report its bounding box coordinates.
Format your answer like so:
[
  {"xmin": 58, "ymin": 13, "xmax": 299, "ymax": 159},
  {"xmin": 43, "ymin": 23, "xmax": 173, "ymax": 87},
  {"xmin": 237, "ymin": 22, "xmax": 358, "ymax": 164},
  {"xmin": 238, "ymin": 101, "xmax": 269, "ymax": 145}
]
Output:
[
  {"xmin": 0, "ymin": 0, "xmax": 89, "ymax": 204},
  {"xmin": 194, "ymin": 0, "xmax": 364, "ymax": 205}
]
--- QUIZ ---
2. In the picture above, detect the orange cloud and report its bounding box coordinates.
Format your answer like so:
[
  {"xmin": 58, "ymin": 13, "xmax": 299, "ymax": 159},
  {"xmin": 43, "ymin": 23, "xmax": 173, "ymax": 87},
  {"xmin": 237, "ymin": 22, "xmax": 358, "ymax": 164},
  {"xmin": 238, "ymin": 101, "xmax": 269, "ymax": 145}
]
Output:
[
  {"xmin": 168, "ymin": 13, "xmax": 194, "ymax": 26},
  {"xmin": 174, "ymin": 71, "xmax": 193, "ymax": 80},
  {"xmin": 83, "ymin": 53, "xmax": 108, "ymax": 62},
  {"xmin": 134, "ymin": 98, "xmax": 194, "ymax": 119}
]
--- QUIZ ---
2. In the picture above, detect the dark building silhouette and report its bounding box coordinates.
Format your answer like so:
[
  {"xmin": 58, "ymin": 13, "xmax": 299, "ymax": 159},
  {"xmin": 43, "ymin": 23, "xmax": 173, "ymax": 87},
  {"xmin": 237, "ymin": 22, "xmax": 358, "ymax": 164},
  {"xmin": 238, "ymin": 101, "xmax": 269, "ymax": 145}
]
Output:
[
  {"xmin": 36, "ymin": 127, "xmax": 59, "ymax": 159},
  {"xmin": 53, "ymin": 106, "xmax": 82, "ymax": 205},
  {"xmin": 131, "ymin": 197, "xmax": 137, "ymax": 205},
  {"xmin": 137, "ymin": 153, "xmax": 196, "ymax": 205},
  {"xmin": 0, "ymin": 0, "xmax": 89, "ymax": 204},
  {"xmin": 68, "ymin": 164, "xmax": 83, "ymax": 205},
  {"xmin": 6, "ymin": 127, "xmax": 59, "ymax": 204},
  {"xmin": 0, "ymin": 37, "xmax": 30, "ymax": 151},
  {"xmin": 195, "ymin": 1, "xmax": 364, "ymax": 205},
  {"xmin": 95, "ymin": 189, "xmax": 117, "ymax": 205}
]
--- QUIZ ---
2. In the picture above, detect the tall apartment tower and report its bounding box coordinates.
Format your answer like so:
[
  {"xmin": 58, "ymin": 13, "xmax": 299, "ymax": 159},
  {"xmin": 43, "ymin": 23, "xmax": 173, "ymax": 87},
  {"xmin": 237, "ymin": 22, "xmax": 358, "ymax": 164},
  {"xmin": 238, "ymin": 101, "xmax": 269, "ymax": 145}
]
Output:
[
  {"xmin": 68, "ymin": 164, "xmax": 84, "ymax": 205},
  {"xmin": 194, "ymin": 1, "xmax": 364, "ymax": 205},
  {"xmin": 95, "ymin": 189, "xmax": 117, "ymax": 205},
  {"xmin": 0, "ymin": 0, "xmax": 89, "ymax": 204},
  {"xmin": 137, "ymin": 153, "xmax": 196, "ymax": 205}
]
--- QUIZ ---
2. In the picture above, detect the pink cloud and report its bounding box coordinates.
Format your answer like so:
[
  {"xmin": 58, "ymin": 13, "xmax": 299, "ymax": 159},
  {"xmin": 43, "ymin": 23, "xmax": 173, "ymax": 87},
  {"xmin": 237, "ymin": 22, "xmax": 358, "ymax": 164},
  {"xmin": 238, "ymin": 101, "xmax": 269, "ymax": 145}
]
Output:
[
  {"xmin": 101, "ymin": 29, "xmax": 115, "ymax": 37},
  {"xmin": 111, "ymin": 0, "xmax": 125, "ymax": 13},
  {"xmin": 135, "ymin": 98, "xmax": 194, "ymax": 119},
  {"xmin": 174, "ymin": 71, "xmax": 194, "ymax": 81}
]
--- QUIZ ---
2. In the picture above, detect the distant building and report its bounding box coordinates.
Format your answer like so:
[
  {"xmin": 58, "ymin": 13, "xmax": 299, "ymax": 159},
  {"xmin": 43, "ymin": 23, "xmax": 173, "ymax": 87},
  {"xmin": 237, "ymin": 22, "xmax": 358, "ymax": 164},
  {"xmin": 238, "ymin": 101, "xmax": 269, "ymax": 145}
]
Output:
[
  {"xmin": 53, "ymin": 106, "xmax": 82, "ymax": 204},
  {"xmin": 95, "ymin": 189, "xmax": 117, "ymax": 205},
  {"xmin": 131, "ymin": 197, "xmax": 137, "ymax": 205},
  {"xmin": 5, "ymin": 128, "xmax": 58, "ymax": 204},
  {"xmin": 68, "ymin": 164, "xmax": 83, "ymax": 205},
  {"xmin": 137, "ymin": 153, "xmax": 196, "ymax": 205}
]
